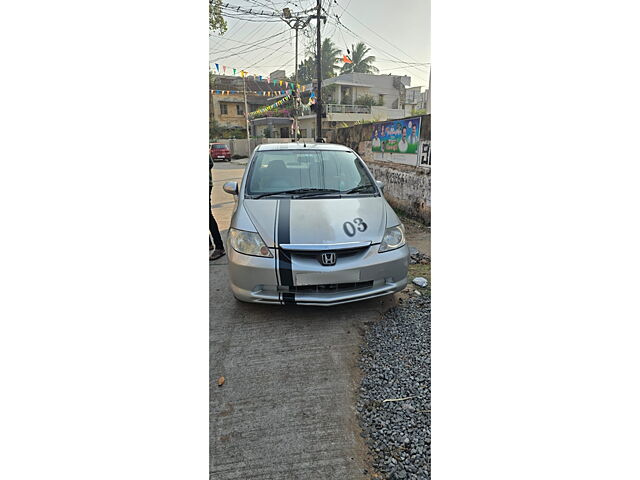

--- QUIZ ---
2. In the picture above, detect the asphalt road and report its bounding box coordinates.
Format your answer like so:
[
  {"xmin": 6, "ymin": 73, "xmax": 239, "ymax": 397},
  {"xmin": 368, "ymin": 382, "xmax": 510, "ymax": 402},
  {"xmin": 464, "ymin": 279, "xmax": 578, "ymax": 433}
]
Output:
[{"xmin": 210, "ymin": 160, "xmax": 396, "ymax": 479}]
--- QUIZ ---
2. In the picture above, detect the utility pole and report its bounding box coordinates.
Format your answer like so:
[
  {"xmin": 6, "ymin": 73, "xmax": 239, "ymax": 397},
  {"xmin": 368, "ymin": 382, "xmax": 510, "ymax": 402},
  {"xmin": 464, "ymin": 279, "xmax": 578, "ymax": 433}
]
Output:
[
  {"xmin": 315, "ymin": 0, "xmax": 322, "ymax": 142},
  {"xmin": 242, "ymin": 74, "xmax": 251, "ymax": 144},
  {"xmin": 294, "ymin": 26, "xmax": 299, "ymax": 140},
  {"xmin": 282, "ymin": 9, "xmax": 311, "ymax": 141}
]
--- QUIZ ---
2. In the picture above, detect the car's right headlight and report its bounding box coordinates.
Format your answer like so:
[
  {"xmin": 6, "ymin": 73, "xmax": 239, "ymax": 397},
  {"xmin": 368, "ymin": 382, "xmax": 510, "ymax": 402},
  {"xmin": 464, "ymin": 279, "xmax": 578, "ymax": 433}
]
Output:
[
  {"xmin": 379, "ymin": 224, "xmax": 406, "ymax": 252},
  {"xmin": 228, "ymin": 228, "xmax": 273, "ymax": 257}
]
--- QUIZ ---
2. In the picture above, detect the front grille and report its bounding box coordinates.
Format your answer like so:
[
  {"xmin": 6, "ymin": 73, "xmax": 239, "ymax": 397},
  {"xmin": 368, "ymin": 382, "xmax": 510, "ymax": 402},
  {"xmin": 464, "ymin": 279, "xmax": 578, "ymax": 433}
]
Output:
[
  {"xmin": 288, "ymin": 281, "xmax": 374, "ymax": 294},
  {"xmin": 287, "ymin": 246, "xmax": 369, "ymax": 264}
]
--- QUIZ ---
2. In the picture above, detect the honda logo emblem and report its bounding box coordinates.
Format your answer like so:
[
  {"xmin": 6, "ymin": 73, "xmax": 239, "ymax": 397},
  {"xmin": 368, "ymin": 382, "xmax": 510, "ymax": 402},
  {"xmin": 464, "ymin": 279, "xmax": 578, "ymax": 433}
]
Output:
[{"xmin": 320, "ymin": 252, "xmax": 337, "ymax": 266}]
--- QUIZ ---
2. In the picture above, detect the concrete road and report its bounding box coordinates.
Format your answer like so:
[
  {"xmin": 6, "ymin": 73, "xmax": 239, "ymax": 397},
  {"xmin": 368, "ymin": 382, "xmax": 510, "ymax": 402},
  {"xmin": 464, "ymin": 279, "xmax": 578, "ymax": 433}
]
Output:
[{"xmin": 210, "ymin": 160, "xmax": 397, "ymax": 479}]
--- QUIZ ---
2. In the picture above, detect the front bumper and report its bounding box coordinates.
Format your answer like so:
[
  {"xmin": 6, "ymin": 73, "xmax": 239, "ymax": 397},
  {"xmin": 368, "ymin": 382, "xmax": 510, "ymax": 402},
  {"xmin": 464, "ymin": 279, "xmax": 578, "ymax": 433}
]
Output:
[{"xmin": 227, "ymin": 244, "xmax": 409, "ymax": 306}]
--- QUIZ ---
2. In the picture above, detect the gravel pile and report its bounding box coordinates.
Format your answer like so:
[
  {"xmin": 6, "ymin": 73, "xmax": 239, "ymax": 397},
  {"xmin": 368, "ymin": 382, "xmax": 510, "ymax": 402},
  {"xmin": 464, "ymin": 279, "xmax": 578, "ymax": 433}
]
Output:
[
  {"xmin": 409, "ymin": 247, "xmax": 431, "ymax": 265},
  {"xmin": 357, "ymin": 294, "xmax": 431, "ymax": 480}
]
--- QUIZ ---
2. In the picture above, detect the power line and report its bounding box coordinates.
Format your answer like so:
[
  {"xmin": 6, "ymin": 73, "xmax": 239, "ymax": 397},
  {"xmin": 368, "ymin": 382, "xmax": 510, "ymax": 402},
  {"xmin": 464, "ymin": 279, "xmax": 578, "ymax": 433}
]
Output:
[
  {"xmin": 323, "ymin": 1, "xmax": 428, "ymax": 81},
  {"xmin": 219, "ymin": 14, "xmax": 282, "ymax": 22},
  {"xmin": 210, "ymin": 18, "xmax": 288, "ymax": 56},
  {"xmin": 209, "ymin": 29, "xmax": 289, "ymax": 55},
  {"xmin": 248, "ymin": 53, "xmax": 295, "ymax": 72},
  {"xmin": 376, "ymin": 58, "xmax": 431, "ymax": 66},
  {"xmin": 220, "ymin": 3, "xmax": 282, "ymax": 16},
  {"xmin": 211, "ymin": 36, "xmax": 292, "ymax": 61},
  {"xmin": 330, "ymin": 16, "xmax": 429, "ymax": 82},
  {"xmin": 227, "ymin": 11, "xmax": 283, "ymax": 45},
  {"xmin": 240, "ymin": 0, "xmax": 284, "ymax": 12},
  {"xmin": 338, "ymin": 6, "xmax": 426, "ymax": 66}
]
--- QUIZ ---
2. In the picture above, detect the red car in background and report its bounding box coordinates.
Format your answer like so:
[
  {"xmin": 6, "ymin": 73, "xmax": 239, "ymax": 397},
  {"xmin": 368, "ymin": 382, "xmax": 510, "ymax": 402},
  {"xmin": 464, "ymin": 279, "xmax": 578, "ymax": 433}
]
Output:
[{"xmin": 210, "ymin": 143, "xmax": 231, "ymax": 161}]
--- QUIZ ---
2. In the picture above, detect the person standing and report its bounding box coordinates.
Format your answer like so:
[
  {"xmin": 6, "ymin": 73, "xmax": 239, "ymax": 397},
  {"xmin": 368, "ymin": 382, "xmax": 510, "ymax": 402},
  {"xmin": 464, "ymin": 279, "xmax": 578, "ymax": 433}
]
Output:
[
  {"xmin": 408, "ymin": 124, "xmax": 419, "ymax": 145},
  {"xmin": 210, "ymin": 156, "xmax": 225, "ymax": 260},
  {"xmin": 398, "ymin": 127, "xmax": 409, "ymax": 153}
]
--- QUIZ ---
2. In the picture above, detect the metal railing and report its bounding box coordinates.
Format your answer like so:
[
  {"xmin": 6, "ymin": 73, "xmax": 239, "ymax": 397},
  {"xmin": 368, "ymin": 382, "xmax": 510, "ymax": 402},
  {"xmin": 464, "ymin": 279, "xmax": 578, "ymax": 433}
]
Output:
[{"xmin": 325, "ymin": 104, "xmax": 371, "ymax": 114}]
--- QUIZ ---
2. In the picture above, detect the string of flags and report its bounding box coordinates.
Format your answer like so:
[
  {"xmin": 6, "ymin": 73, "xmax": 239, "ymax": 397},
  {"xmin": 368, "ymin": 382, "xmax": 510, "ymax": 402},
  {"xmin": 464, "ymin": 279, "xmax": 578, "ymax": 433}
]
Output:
[
  {"xmin": 248, "ymin": 95, "xmax": 292, "ymax": 118},
  {"xmin": 211, "ymin": 89, "xmax": 294, "ymax": 96},
  {"xmin": 210, "ymin": 62, "xmax": 306, "ymax": 92}
]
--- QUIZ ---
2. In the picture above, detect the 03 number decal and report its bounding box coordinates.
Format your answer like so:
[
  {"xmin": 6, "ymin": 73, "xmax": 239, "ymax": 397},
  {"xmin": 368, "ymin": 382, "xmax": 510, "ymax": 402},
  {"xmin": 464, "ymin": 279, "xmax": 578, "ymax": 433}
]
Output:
[{"xmin": 343, "ymin": 218, "xmax": 368, "ymax": 237}]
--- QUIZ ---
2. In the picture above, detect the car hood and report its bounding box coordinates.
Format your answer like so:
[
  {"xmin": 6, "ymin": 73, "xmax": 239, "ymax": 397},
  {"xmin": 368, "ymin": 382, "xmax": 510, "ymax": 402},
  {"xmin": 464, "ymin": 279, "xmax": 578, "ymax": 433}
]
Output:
[{"xmin": 242, "ymin": 197, "xmax": 387, "ymax": 248}]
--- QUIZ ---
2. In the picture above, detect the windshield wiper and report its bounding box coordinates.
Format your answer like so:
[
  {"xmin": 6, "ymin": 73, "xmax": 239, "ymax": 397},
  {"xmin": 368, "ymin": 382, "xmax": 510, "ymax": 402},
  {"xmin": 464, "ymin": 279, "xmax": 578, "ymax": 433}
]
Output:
[
  {"xmin": 295, "ymin": 188, "xmax": 341, "ymax": 198},
  {"xmin": 254, "ymin": 188, "xmax": 336, "ymax": 199},
  {"xmin": 343, "ymin": 185, "xmax": 376, "ymax": 195}
]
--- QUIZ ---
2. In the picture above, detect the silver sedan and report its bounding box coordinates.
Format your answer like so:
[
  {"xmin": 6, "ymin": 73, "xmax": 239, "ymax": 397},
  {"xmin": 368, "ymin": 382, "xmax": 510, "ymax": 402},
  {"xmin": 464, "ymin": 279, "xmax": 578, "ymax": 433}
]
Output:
[{"xmin": 222, "ymin": 142, "xmax": 409, "ymax": 306}]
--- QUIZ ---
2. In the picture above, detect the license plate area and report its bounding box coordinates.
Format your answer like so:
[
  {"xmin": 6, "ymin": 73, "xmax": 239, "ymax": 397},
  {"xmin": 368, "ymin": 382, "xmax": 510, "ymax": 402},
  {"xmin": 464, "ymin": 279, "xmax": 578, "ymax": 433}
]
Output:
[{"xmin": 295, "ymin": 270, "xmax": 360, "ymax": 286}]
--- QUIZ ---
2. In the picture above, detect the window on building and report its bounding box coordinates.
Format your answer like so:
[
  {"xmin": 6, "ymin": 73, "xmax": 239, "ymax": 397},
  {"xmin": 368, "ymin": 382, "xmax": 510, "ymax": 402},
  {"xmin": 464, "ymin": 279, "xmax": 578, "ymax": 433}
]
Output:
[
  {"xmin": 237, "ymin": 104, "xmax": 244, "ymax": 116},
  {"xmin": 220, "ymin": 104, "xmax": 228, "ymax": 115},
  {"xmin": 378, "ymin": 94, "xmax": 384, "ymax": 105}
]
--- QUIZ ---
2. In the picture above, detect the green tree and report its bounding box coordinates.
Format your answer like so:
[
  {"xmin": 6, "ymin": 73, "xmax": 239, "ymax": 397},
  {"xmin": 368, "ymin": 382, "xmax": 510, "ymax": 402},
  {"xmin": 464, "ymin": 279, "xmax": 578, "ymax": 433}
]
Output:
[
  {"xmin": 293, "ymin": 57, "xmax": 315, "ymax": 85},
  {"xmin": 209, "ymin": 118, "xmax": 223, "ymax": 140},
  {"xmin": 321, "ymin": 38, "xmax": 342, "ymax": 78},
  {"xmin": 341, "ymin": 42, "xmax": 378, "ymax": 74},
  {"xmin": 209, "ymin": 0, "xmax": 227, "ymax": 35},
  {"xmin": 304, "ymin": 38, "xmax": 342, "ymax": 79}
]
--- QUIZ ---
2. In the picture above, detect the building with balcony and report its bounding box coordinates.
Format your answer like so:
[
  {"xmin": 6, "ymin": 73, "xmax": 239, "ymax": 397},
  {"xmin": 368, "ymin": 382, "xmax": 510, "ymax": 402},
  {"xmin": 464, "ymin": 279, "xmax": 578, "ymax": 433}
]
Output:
[
  {"xmin": 296, "ymin": 73, "xmax": 416, "ymax": 139},
  {"xmin": 321, "ymin": 72, "xmax": 411, "ymax": 108},
  {"xmin": 210, "ymin": 74, "xmax": 288, "ymax": 135}
]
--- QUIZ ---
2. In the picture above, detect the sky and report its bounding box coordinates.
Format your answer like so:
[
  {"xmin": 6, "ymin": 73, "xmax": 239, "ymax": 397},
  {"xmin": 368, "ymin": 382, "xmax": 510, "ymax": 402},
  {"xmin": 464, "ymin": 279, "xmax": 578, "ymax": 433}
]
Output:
[{"xmin": 209, "ymin": 0, "xmax": 431, "ymax": 88}]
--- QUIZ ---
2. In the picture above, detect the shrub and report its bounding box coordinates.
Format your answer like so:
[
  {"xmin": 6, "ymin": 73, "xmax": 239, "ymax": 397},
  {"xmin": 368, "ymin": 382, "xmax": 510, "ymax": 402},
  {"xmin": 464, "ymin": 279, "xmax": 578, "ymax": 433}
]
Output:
[{"xmin": 355, "ymin": 94, "xmax": 378, "ymax": 107}]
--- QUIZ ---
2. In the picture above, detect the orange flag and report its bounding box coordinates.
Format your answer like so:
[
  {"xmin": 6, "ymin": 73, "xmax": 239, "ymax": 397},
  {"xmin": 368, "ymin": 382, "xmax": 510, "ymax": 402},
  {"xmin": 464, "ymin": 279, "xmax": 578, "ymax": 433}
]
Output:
[{"xmin": 342, "ymin": 55, "xmax": 353, "ymax": 64}]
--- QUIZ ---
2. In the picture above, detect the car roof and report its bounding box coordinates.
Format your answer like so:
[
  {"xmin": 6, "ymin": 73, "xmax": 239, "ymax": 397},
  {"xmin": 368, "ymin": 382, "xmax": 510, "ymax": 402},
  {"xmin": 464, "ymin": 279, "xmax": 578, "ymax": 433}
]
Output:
[{"xmin": 254, "ymin": 142, "xmax": 353, "ymax": 152}]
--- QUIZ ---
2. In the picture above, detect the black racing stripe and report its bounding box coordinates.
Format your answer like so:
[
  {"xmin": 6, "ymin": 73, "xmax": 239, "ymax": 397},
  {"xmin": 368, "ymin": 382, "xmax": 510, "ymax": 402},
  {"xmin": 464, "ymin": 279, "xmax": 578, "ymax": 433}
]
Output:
[
  {"xmin": 282, "ymin": 292, "xmax": 296, "ymax": 305},
  {"xmin": 279, "ymin": 250, "xmax": 294, "ymax": 287},
  {"xmin": 277, "ymin": 198, "xmax": 296, "ymax": 304},
  {"xmin": 274, "ymin": 200, "xmax": 281, "ymax": 288}
]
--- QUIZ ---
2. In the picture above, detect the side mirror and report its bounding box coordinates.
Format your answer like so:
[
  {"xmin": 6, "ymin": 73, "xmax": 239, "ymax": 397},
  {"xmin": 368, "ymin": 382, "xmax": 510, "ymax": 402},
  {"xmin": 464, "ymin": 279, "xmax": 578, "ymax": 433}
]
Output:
[
  {"xmin": 223, "ymin": 181, "xmax": 239, "ymax": 195},
  {"xmin": 376, "ymin": 180, "xmax": 385, "ymax": 192}
]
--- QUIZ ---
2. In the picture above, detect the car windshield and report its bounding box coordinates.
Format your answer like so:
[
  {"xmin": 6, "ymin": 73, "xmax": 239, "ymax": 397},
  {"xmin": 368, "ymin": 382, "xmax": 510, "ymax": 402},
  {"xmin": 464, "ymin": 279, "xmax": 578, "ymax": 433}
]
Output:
[
  {"xmin": 245, "ymin": 149, "xmax": 376, "ymax": 197},
  {"xmin": 213, "ymin": 145, "xmax": 226, "ymax": 149}
]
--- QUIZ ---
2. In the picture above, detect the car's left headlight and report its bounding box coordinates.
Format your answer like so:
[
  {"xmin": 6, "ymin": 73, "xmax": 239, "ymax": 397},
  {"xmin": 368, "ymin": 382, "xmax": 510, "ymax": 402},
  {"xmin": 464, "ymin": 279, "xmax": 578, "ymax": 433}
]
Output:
[
  {"xmin": 379, "ymin": 224, "xmax": 406, "ymax": 252},
  {"xmin": 228, "ymin": 228, "xmax": 273, "ymax": 257}
]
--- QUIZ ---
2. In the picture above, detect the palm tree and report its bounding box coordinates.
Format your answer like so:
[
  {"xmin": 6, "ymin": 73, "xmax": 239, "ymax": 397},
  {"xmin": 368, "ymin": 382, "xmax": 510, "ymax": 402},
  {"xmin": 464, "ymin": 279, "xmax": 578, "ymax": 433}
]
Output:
[
  {"xmin": 320, "ymin": 38, "xmax": 342, "ymax": 79},
  {"xmin": 300, "ymin": 39, "xmax": 342, "ymax": 81},
  {"xmin": 341, "ymin": 42, "xmax": 379, "ymax": 74}
]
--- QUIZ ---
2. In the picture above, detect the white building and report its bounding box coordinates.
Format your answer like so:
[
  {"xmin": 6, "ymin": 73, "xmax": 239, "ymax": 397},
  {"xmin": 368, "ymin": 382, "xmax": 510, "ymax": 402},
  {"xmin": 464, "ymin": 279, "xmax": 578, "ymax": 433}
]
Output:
[{"xmin": 297, "ymin": 73, "xmax": 416, "ymax": 139}]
